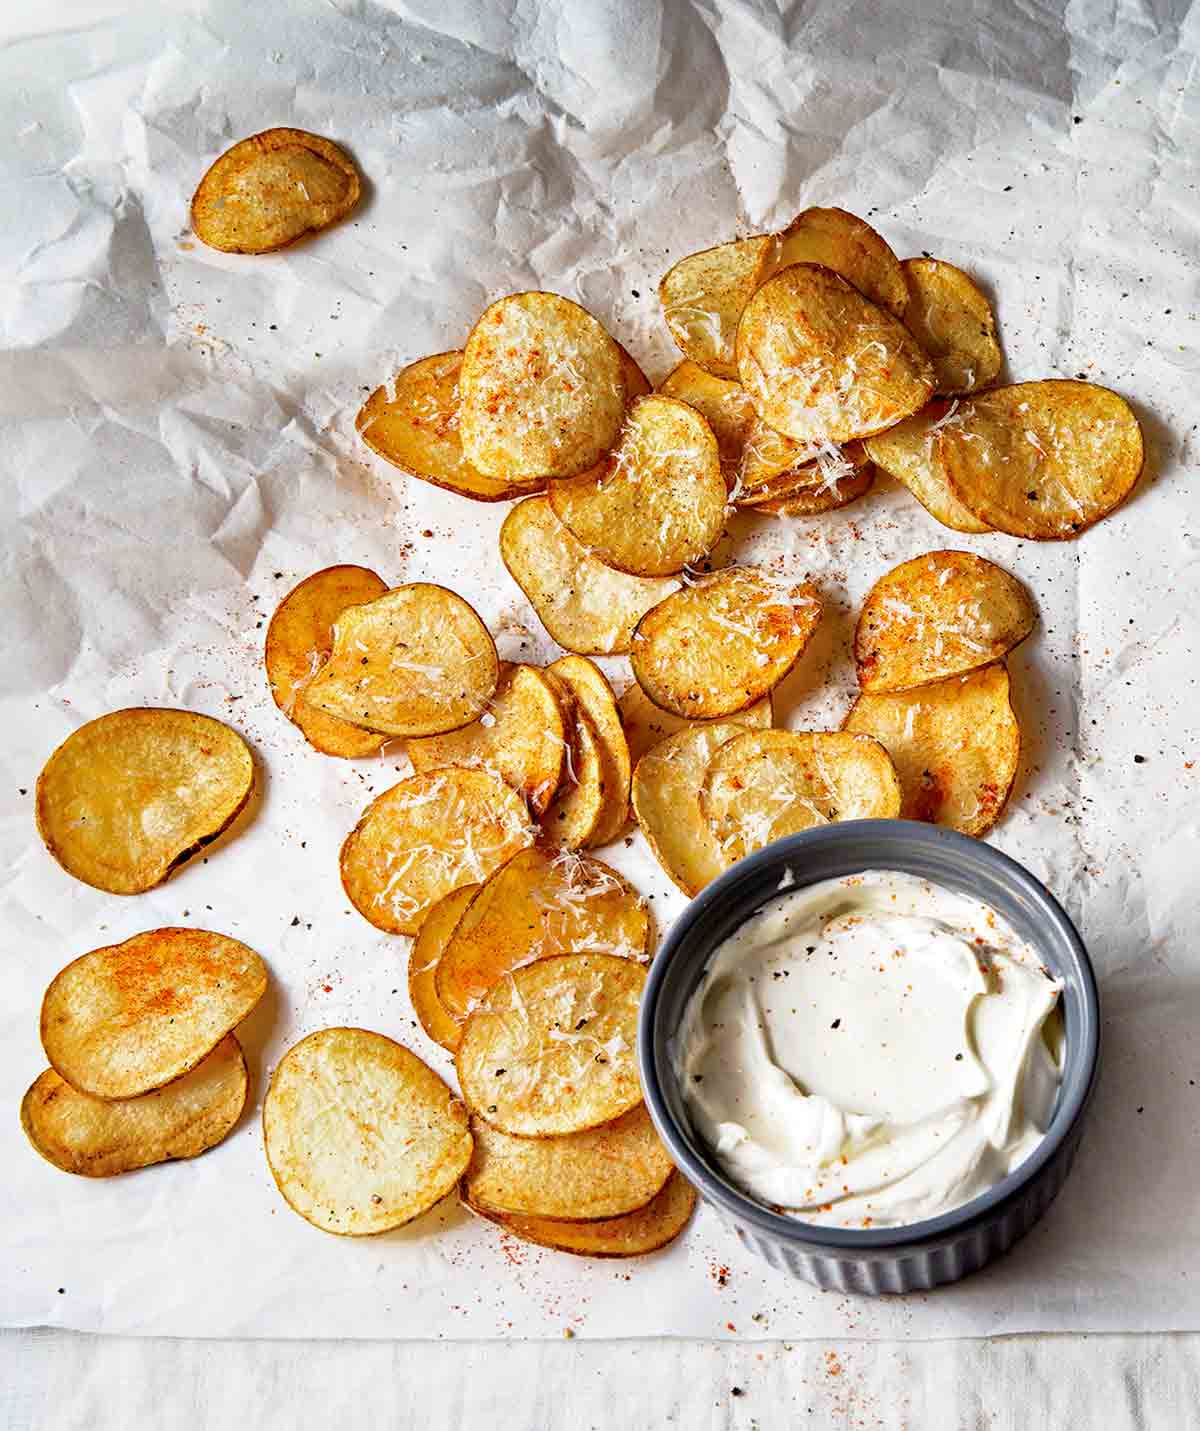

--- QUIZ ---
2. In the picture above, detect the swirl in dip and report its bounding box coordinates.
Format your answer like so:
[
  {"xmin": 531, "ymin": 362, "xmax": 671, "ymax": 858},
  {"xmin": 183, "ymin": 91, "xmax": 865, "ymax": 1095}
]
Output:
[{"xmin": 674, "ymin": 869, "xmax": 1063, "ymax": 1228}]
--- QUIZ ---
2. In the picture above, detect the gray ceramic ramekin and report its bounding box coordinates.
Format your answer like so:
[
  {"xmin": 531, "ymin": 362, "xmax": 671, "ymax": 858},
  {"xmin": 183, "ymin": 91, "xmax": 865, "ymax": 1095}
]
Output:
[{"xmin": 638, "ymin": 821, "xmax": 1101, "ymax": 1294}]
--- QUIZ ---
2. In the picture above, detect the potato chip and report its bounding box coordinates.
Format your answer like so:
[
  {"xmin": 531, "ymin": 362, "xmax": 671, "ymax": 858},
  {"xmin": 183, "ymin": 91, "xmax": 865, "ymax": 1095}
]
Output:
[
  {"xmin": 265, "ymin": 566, "xmax": 389, "ymax": 757},
  {"xmin": 630, "ymin": 567, "xmax": 821, "ymax": 719},
  {"xmin": 540, "ymin": 706, "xmax": 606, "ymax": 851},
  {"xmin": 457, "ymin": 953, "xmax": 645, "ymax": 1137},
  {"xmin": 546, "ymin": 656, "xmax": 630, "ymax": 846},
  {"xmin": 548, "ymin": 396, "xmax": 727, "ymax": 576},
  {"xmin": 900, "ymin": 258, "xmax": 1002, "ymax": 396},
  {"xmin": 843, "ymin": 663, "xmax": 1019, "ymax": 837},
  {"xmin": 656, "ymin": 361, "xmax": 759, "ymax": 484},
  {"xmin": 660, "ymin": 235, "xmax": 774, "ymax": 378},
  {"xmin": 700, "ymin": 729, "xmax": 902, "ymax": 863},
  {"xmin": 191, "ymin": 128, "xmax": 360, "ymax": 254},
  {"xmin": 736, "ymin": 263, "xmax": 934, "ymax": 444},
  {"xmin": 437, "ymin": 847, "xmax": 648, "ymax": 1020},
  {"xmin": 36, "ymin": 709, "xmax": 254, "ymax": 896},
  {"xmin": 938, "ymin": 380, "xmax": 1144, "ymax": 539},
  {"xmin": 460, "ymin": 1103, "xmax": 673, "ymax": 1220},
  {"xmin": 21, "ymin": 1035, "xmax": 247, "ymax": 1178},
  {"xmin": 632, "ymin": 721, "xmax": 749, "ymax": 895},
  {"xmin": 735, "ymin": 443, "xmax": 872, "ymax": 509},
  {"xmin": 769, "ymin": 207, "xmax": 908, "ymax": 317},
  {"xmin": 460, "ymin": 291, "xmax": 625, "ymax": 480},
  {"xmin": 356, "ymin": 353, "xmax": 544, "ymax": 503},
  {"xmin": 340, "ymin": 769, "xmax": 533, "ymax": 935},
  {"xmin": 737, "ymin": 416, "xmax": 820, "ymax": 493},
  {"xmin": 751, "ymin": 464, "xmax": 876, "ymax": 516},
  {"xmin": 263, "ymin": 1027, "xmax": 471, "ymax": 1236},
  {"xmin": 408, "ymin": 884, "xmax": 477, "ymax": 1052},
  {"xmin": 862, "ymin": 400, "xmax": 991, "ymax": 533},
  {"xmin": 854, "ymin": 550, "xmax": 1036, "ymax": 692},
  {"xmin": 407, "ymin": 662, "xmax": 565, "ymax": 817},
  {"xmin": 500, "ymin": 497, "xmax": 677, "ymax": 655},
  {"xmin": 617, "ymin": 343, "xmax": 652, "ymax": 400},
  {"xmin": 470, "ymin": 1170, "xmax": 696, "ymax": 1258},
  {"xmin": 306, "ymin": 583, "xmax": 498, "ymax": 738},
  {"xmin": 40, "ymin": 928, "xmax": 267, "ymax": 1100},
  {"xmin": 618, "ymin": 681, "xmax": 773, "ymax": 772}
]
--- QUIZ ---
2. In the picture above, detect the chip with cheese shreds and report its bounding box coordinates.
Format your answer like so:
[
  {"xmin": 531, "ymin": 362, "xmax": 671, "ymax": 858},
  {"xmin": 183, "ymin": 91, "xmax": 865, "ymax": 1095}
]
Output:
[
  {"xmin": 656, "ymin": 360, "xmax": 759, "ymax": 485},
  {"xmin": 408, "ymin": 884, "xmax": 478, "ymax": 1052},
  {"xmin": 768, "ymin": 206, "xmax": 908, "ymax": 318},
  {"xmin": 751, "ymin": 464, "xmax": 876, "ymax": 516},
  {"xmin": 700, "ymin": 729, "xmax": 901, "ymax": 864},
  {"xmin": 900, "ymin": 258, "xmax": 1002, "ymax": 396},
  {"xmin": 631, "ymin": 567, "xmax": 821, "ymax": 720},
  {"xmin": 547, "ymin": 656, "xmax": 630, "ymax": 846},
  {"xmin": 863, "ymin": 400, "xmax": 992, "ymax": 533},
  {"xmin": 854, "ymin": 550, "xmax": 1036, "ymax": 693},
  {"xmin": 540, "ymin": 705, "xmax": 606, "ymax": 851},
  {"xmin": 457, "ymin": 952, "xmax": 645, "ymax": 1137},
  {"xmin": 660, "ymin": 235, "xmax": 774, "ymax": 378},
  {"xmin": 618, "ymin": 681, "xmax": 773, "ymax": 773},
  {"xmin": 734, "ymin": 443, "xmax": 871, "ymax": 509},
  {"xmin": 340, "ymin": 769, "xmax": 534, "ymax": 935}
]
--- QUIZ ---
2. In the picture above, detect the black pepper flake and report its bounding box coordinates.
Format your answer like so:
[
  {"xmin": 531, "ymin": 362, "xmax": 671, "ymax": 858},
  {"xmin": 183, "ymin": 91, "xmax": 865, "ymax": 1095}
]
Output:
[
  {"xmin": 1073, "ymin": 114, "xmax": 1083, "ymax": 123},
  {"xmin": 1137, "ymin": 1105, "xmax": 1144, "ymax": 1114},
  {"xmin": 291, "ymin": 916, "xmax": 301, "ymax": 927},
  {"xmin": 692, "ymin": 1074, "xmax": 703, "ymax": 1083},
  {"xmin": 731, "ymin": 1387, "xmax": 744, "ymax": 1398},
  {"xmin": 806, "ymin": 946, "xmax": 816, "ymax": 954},
  {"xmin": 1134, "ymin": 754, "xmax": 1146, "ymax": 764},
  {"xmin": 631, "ymin": 288, "xmax": 641, "ymax": 297},
  {"xmin": 955, "ymin": 1052, "xmax": 964, "ymax": 1061},
  {"xmin": 830, "ymin": 1018, "xmax": 841, "ymax": 1030}
]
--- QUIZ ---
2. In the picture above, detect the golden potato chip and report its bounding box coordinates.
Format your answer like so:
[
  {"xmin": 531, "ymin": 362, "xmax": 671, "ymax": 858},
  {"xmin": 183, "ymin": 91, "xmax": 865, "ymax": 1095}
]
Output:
[
  {"xmin": 660, "ymin": 235, "xmax": 774, "ymax": 378},
  {"xmin": 843, "ymin": 663, "xmax": 1019, "ymax": 837},
  {"xmin": 751, "ymin": 464, "xmax": 876, "ymax": 516},
  {"xmin": 469, "ymin": 1170, "xmax": 696, "ymax": 1258},
  {"xmin": 854, "ymin": 550, "xmax": 1036, "ymax": 692},
  {"xmin": 547, "ymin": 655, "xmax": 630, "ymax": 847},
  {"xmin": 21, "ymin": 1035, "xmax": 247, "ymax": 1178},
  {"xmin": 938, "ymin": 380, "xmax": 1144, "ymax": 539},
  {"xmin": 408, "ymin": 884, "xmax": 477, "ymax": 1052},
  {"xmin": 340, "ymin": 769, "xmax": 533, "ymax": 935},
  {"xmin": 900, "ymin": 258, "xmax": 1002, "ymax": 395},
  {"xmin": 265, "ymin": 565, "xmax": 389, "ymax": 757},
  {"xmin": 632, "ymin": 721, "xmax": 749, "ymax": 895},
  {"xmin": 36, "ymin": 709, "xmax": 253, "ymax": 896},
  {"xmin": 656, "ymin": 360, "xmax": 759, "ymax": 484},
  {"xmin": 734, "ymin": 443, "xmax": 871, "ymax": 509},
  {"xmin": 263, "ymin": 1027, "xmax": 471, "ymax": 1236},
  {"xmin": 191, "ymin": 128, "xmax": 360, "ymax": 254},
  {"xmin": 356, "ymin": 353, "xmax": 544, "ymax": 503},
  {"xmin": 618, "ymin": 681, "xmax": 773, "ymax": 772},
  {"xmin": 407, "ymin": 662, "xmax": 565, "ymax": 817},
  {"xmin": 700, "ymin": 729, "xmax": 902, "ymax": 863},
  {"xmin": 736, "ymin": 263, "xmax": 934, "ymax": 444},
  {"xmin": 540, "ymin": 706, "xmax": 606, "ymax": 851},
  {"xmin": 306, "ymin": 583, "xmax": 499, "ymax": 738},
  {"xmin": 630, "ymin": 567, "xmax": 821, "ymax": 719},
  {"xmin": 460, "ymin": 291, "xmax": 625, "ymax": 480},
  {"xmin": 769, "ymin": 207, "xmax": 907, "ymax": 317},
  {"xmin": 617, "ymin": 343, "xmax": 652, "ymax": 400},
  {"xmin": 457, "ymin": 953, "xmax": 645, "ymax": 1137},
  {"xmin": 500, "ymin": 497, "xmax": 677, "ymax": 655},
  {"xmin": 40, "ymin": 928, "xmax": 267, "ymax": 1100},
  {"xmin": 737, "ymin": 416, "xmax": 820, "ymax": 493},
  {"xmin": 548, "ymin": 396, "xmax": 727, "ymax": 576},
  {"xmin": 437, "ymin": 847, "xmax": 648, "ymax": 1020},
  {"xmin": 862, "ymin": 400, "xmax": 991, "ymax": 533},
  {"xmin": 460, "ymin": 1103, "xmax": 673, "ymax": 1220}
]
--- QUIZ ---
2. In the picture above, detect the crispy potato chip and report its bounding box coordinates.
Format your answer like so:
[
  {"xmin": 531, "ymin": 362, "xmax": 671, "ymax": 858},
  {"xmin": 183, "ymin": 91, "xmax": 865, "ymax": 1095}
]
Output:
[
  {"xmin": 855, "ymin": 550, "xmax": 1036, "ymax": 693},
  {"xmin": 736, "ymin": 264, "xmax": 934, "ymax": 445},
  {"xmin": 656, "ymin": 361, "xmax": 759, "ymax": 484},
  {"xmin": 751, "ymin": 464, "xmax": 876, "ymax": 516},
  {"xmin": 548, "ymin": 396, "xmax": 727, "ymax": 576},
  {"xmin": 306, "ymin": 583, "xmax": 498, "ymax": 738},
  {"xmin": 900, "ymin": 258, "xmax": 1002, "ymax": 396},
  {"xmin": 265, "ymin": 566, "xmax": 389, "ymax": 757},
  {"xmin": 769, "ymin": 207, "xmax": 908, "ymax": 318},
  {"xmin": 938, "ymin": 380, "xmax": 1144, "ymax": 539},
  {"xmin": 843, "ymin": 663, "xmax": 1019, "ymax": 837},
  {"xmin": 617, "ymin": 343, "xmax": 652, "ymax": 400},
  {"xmin": 407, "ymin": 662, "xmax": 565, "ymax": 817},
  {"xmin": 356, "ymin": 353, "xmax": 544, "ymax": 502},
  {"xmin": 540, "ymin": 706, "xmax": 606, "ymax": 850},
  {"xmin": 437, "ymin": 847, "xmax": 648, "ymax": 1020},
  {"xmin": 547, "ymin": 656, "xmax": 630, "ymax": 846},
  {"xmin": 500, "ymin": 497, "xmax": 677, "ymax": 655},
  {"xmin": 408, "ymin": 884, "xmax": 477, "ymax": 1052},
  {"xmin": 737, "ymin": 416, "xmax": 821, "ymax": 492},
  {"xmin": 263, "ymin": 1027, "xmax": 471, "ymax": 1236},
  {"xmin": 21, "ymin": 1035, "xmax": 247, "ymax": 1178},
  {"xmin": 341, "ymin": 769, "xmax": 533, "ymax": 935},
  {"xmin": 632, "ymin": 721, "xmax": 749, "ymax": 895},
  {"xmin": 191, "ymin": 128, "xmax": 360, "ymax": 254},
  {"xmin": 40, "ymin": 928, "xmax": 267, "ymax": 1100},
  {"xmin": 36, "ymin": 709, "xmax": 253, "ymax": 896},
  {"xmin": 700, "ymin": 729, "xmax": 902, "ymax": 863},
  {"xmin": 460, "ymin": 292, "xmax": 625, "ymax": 480},
  {"xmin": 735, "ymin": 443, "xmax": 872, "ymax": 509},
  {"xmin": 618, "ymin": 681, "xmax": 773, "ymax": 772},
  {"xmin": 660, "ymin": 235, "xmax": 774, "ymax": 378},
  {"xmin": 460, "ymin": 1103, "xmax": 673, "ymax": 1220},
  {"xmin": 863, "ymin": 401, "xmax": 991, "ymax": 532},
  {"xmin": 457, "ymin": 953, "xmax": 645, "ymax": 1137},
  {"xmin": 631, "ymin": 567, "xmax": 821, "ymax": 719}
]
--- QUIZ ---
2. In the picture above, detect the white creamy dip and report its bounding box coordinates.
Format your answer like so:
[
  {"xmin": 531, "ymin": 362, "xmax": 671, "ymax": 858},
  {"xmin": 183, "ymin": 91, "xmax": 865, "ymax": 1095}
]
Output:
[{"xmin": 675, "ymin": 870, "xmax": 1063, "ymax": 1228}]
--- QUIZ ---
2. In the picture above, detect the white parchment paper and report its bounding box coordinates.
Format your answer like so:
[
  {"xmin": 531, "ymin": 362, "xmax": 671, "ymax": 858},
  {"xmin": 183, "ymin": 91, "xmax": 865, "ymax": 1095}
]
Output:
[{"xmin": 1, "ymin": 0, "xmax": 1198, "ymax": 1340}]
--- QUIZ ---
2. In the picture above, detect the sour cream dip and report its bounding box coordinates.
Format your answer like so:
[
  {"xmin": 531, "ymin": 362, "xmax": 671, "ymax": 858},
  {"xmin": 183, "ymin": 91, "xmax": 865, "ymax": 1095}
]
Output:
[{"xmin": 674, "ymin": 869, "xmax": 1063, "ymax": 1229}]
